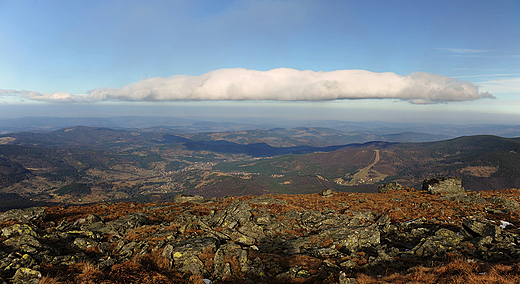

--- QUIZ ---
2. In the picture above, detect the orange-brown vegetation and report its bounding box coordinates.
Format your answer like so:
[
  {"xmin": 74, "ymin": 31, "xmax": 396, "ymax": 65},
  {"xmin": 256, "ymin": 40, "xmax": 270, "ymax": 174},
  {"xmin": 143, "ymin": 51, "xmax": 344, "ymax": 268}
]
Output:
[
  {"xmin": 320, "ymin": 238, "xmax": 334, "ymax": 248},
  {"xmin": 75, "ymin": 262, "xmax": 104, "ymax": 284},
  {"xmin": 357, "ymin": 258, "xmax": 520, "ymax": 284},
  {"xmin": 39, "ymin": 276, "xmax": 63, "ymax": 284},
  {"xmin": 19, "ymin": 188, "xmax": 520, "ymax": 283},
  {"xmin": 199, "ymin": 247, "xmax": 215, "ymax": 272}
]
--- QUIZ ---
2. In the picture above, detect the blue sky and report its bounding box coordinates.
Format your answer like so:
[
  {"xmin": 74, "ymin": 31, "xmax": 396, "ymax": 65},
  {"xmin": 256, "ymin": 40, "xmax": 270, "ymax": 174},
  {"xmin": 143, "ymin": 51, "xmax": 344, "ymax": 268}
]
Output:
[{"xmin": 0, "ymin": 0, "xmax": 519, "ymax": 124}]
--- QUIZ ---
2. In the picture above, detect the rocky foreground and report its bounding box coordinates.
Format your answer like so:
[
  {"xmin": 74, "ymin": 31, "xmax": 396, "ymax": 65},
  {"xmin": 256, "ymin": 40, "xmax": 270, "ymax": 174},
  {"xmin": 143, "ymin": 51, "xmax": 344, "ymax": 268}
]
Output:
[{"xmin": 1, "ymin": 177, "xmax": 520, "ymax": 284}]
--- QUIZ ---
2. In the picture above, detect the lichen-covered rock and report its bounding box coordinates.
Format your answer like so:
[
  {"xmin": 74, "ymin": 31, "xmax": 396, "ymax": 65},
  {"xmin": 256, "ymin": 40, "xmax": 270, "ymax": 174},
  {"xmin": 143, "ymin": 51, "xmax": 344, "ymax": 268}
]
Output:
[
  {"xmin": 254, "ymin": 213, "xmax": 271, "ymax": 226},
  {"xmin": 210, "ymin": 201, "xmax": 252, "ymax": 229},
  {"xmin": 339, "ymin": 271, "xmax": 358, "ymax": 284},
  {"xmin": 179, "ymin": 255, "xmax": 205, "ymax": 275},
  {"xmin": 376, "ymin": 214, "xmax": 391, "ymax": 232},
  {"xmin": 162, "ymin": 237, "xmax": 218, "ymax": 266},
  {"xmin": 0, "ymin": 252, "xmax": 37, "ymax": 272},
  {"xmin": 73, "ymin": 238, "xmax": 99, "ymax": 251},
  {"xmin": 340, "ymin": 259, "xmax": 356, "ymax": 270},
  {"xmin": 423, "ymin": 177, "xmax": 465, "ymax": 196},
  {"xmin": 0, "ymin": 207, "xmax": 46, "ymax": 224},
  {"xmin": 3, "ymin": 235, "xmax": 42, "ymax": 254},
  {"xmin": 100, "ymin": 212, "xmax": 149, "ymax": 234},
  {"xmin": 238, "ymin": 221, "xmax": 265, "ymax": 240},
  {"xmin": 284, "ymin": 236, "xmax": 315, "ymax": 254},
  {"xmin": 50, "ymin": 254, "xmax": 83, "ymax": 265},
  {"xmin": 12, "ymin": 267, "xmax": 41, "ymax": 284},
  {"xmin": 213, "ymin": 243, "xmax": 247, "ymax": 279},
  {"xmin": 364, "ymin": 248, "xmax": 405, "ymax": 275},
  {"xmin": 174, "ymin": 194, "xmax": 204, "ymax": 203},
  {"xmin": 274, "ymin": 266, "xmax": 301, "ymax": 280},
  {"xmin": 378, "ymin": 182, "xmax": 403, "ymax": 193},
  {"xmin": 346, "ymin": 210, "xmax": 379, "ymax": 222},
  {"xmin": 462, "ymin": 218, "xmax": 501, "ymax": 239},
  {"xmin": 320, "ymin": 224, "xmax": 380, "ymax": 252},
  {"xmin": 486, "ymin": 196, "xmax": 520, "ymax": 211},
  {"xmin": 1, "ymin": 224, "xmax": 39, "ymax": 238},
  {"xmin": 412, "ymin": 228, "xmax": 464, "ymax": 258},
  {"xmin": 74, "ymin": 214, "xmax": 103, "ymax": 229},
  {"xmin": 228, "ymin": 230, "xmax": 256, "ymax": 246}
]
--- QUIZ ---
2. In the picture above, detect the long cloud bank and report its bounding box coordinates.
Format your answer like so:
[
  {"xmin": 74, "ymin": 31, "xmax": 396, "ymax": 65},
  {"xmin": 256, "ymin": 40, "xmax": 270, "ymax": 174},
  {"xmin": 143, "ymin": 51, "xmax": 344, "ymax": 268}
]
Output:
[{"xmin": 2, "ymin": 68, "xmax": 494, "ymax": 104}]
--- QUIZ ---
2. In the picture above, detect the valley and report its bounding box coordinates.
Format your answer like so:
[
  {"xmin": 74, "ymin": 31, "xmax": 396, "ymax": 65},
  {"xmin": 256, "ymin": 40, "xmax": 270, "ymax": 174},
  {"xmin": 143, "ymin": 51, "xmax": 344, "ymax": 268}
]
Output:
[{"xmin": 1, "ymin": 125, "xmax": 520, "ymax": 211}]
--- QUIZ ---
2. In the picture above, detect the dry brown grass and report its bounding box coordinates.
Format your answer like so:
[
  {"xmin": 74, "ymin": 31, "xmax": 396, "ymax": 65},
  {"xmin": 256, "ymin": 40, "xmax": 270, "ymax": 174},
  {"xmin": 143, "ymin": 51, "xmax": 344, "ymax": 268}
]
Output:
[
  {"xmin": 107, "ymin": 260, "xmax": 175, "ymax": 284},
  {"xmin": 199, "ymin": 246, "xmax": 215, "ymax": 272},
  {"xmin": 356, "ymin": 260, "xmax": 520, "ymax": 284},
  {"xmin": 0, "ymin": 219, "xmax": 21, "ymax": 229},
  {"xmin": 284, "ymin": 228, "xmax": 307, "ymax": 237},
  {"xmin": 74, "ymin": 262, "xmax": 104, "ymax": 284},
  {"xmin": 320, "ymin": 238, "xmax": 333, "ymax": 248},
  {"xmin": 134, "ymin": 251, "xmax": 172, "ymax": 271},
  {"xmin": 39, "ymin": 276, "xmax": 63, "ymax": 284},
  {"xmin": 188, "ymin": 275, "xmax": 207, "ymax": 284}
]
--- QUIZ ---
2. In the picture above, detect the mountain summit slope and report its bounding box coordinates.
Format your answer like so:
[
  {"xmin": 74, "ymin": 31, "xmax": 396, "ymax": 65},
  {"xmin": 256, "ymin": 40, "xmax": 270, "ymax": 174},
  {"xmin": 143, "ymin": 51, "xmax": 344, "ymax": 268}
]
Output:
[{"xmin": 1, "ymin": 185, "xmax": 520, "ymax": 283}]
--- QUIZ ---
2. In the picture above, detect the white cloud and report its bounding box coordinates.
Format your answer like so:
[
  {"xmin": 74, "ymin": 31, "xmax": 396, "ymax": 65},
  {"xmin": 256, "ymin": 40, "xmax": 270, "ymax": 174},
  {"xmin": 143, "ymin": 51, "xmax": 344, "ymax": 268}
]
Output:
[
  {"xmin": 0, "ymin": 89, "xmax": 90, "ymax": 103},
  {"xmin": 2, "ymin": 68, "xmax": 494, "ymax": 104},
  {"xmin": 87, "ymin": 68, "xmax": 492, "ymax": 104}
]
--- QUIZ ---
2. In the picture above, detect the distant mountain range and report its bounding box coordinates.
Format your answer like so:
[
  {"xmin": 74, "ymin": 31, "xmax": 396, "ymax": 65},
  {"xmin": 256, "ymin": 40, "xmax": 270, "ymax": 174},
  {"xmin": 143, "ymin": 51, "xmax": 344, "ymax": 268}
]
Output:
[
  {"xmin": 2, "ymin": 116, "xmax": 520, "ymax": 141},
  {"xmin": 0, "ymin": 124, "xmax": 450, "ymax": 150}
]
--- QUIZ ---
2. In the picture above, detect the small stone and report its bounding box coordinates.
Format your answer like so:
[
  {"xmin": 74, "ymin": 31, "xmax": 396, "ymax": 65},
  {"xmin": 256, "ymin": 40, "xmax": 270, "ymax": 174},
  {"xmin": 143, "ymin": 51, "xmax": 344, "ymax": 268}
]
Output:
[
  {"xmin": 320, "ymin": 189, "xmax": 334, "ymax": 197},
  {"xmin": 174, "ymin": 194, "xmax": 204, "ymax": 203},
  {"xmin": 74, "ymin": 238, "xmax": 99, "ymax": 250},
  {"xmin": 222, "ymin": 263, "xmax": 232, "ymax": 277},
  {"xmin": 339, "ymin": 271, "xmax": 358, "ymax": 284},
  {"xmin": 340, "ymin": 260, "xmax": 356, "ymax": 270},
  {"xmin": 296, "ymin": 269, "xmax": 311, "ymax": 278},
  {"xmin": 420, "ymin": 202, "xmax": 433, "ymax": 209}
]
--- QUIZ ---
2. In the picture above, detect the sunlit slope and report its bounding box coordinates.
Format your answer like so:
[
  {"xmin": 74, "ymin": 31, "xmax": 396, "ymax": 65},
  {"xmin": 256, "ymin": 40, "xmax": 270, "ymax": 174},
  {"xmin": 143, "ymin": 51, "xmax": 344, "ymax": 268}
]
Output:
[{"xmin": 217, "ymin": 136, "xmax": 520, "ymax": 191}]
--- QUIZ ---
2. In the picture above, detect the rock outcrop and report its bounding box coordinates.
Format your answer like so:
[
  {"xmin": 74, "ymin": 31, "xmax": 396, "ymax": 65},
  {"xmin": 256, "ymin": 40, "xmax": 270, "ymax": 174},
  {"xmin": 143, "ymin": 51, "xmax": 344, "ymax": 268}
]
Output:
[
  {"xmin": 422, "ymin": 177, "xmax": 465, "ymax": 196},
  {"xmin": 378, "ymin": 182, "xmax": 403, "ymax": 193},
  {"xmin": 1, "ymin": 184, "xmax": 520, "ymax": 283}
]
